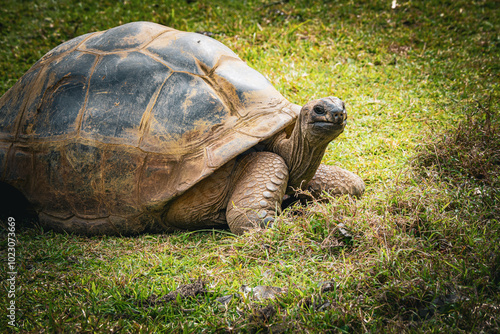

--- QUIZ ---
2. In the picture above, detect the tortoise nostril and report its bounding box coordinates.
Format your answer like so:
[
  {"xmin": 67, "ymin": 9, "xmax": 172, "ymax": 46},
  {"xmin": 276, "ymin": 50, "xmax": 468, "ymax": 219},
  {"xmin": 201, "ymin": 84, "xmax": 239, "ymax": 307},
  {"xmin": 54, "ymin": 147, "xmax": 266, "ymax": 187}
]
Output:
[
  {"xmin": 340, "ymin": 111, "xmax": 347, "ymax": 122},
  {"xmin": 333, "ymin": 111, "xmax": 344, "ymax": 123}
]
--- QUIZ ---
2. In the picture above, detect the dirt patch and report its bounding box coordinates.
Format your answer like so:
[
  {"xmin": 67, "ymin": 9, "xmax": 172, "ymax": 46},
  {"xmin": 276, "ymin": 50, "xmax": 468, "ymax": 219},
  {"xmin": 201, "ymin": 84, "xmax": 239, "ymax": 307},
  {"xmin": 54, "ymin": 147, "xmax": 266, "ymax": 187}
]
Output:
[
  {"xmin": 147, "ymin": 279, "xmax": 207, "ymax": 304},
  {"xmin": 248, "ymin": 304, "xmax": 277, "ymax": 323}
]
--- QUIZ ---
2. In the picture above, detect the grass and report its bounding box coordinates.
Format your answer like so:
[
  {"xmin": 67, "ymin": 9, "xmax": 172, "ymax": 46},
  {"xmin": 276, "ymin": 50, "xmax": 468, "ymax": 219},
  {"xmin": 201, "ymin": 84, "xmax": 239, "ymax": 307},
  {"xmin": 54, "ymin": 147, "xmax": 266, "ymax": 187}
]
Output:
[{"xmin": 1, "ymin": 0, "xmax": 499, "ymax": 332}]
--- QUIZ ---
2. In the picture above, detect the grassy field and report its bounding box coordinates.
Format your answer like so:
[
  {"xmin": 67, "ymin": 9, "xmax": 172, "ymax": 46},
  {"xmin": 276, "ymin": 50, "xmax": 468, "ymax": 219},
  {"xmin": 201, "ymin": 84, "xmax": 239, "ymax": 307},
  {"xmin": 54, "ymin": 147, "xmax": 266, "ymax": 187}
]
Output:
[{"xmin": 1, "ymin": 0, "xmax": 499, "ymax": 332}]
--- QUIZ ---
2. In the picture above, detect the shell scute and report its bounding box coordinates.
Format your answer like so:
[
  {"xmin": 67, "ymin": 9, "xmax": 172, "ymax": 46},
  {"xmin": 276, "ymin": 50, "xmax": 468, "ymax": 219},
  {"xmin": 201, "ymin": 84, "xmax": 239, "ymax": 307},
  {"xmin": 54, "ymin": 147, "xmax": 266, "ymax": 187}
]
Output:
[
  {"xmin": 102, "ymin": 146, "xmax": 144, "ymax": 217},
  {"xmin": 78, "ymin": 21, "xmax": 169, "ymax": 53},
  {"xmin": 62, "ymin": 142, "xmax": 107, "ymax": 219},
  {"xmin": 205, "ymin": 131, "xmax": 259, "ymax": 168},
  {"xmin": 146, "ymin": 31, "xmax": 238, "ymax": 75},
  {"xmin": 81, "ymin": 51, "xmax": 171, "ymax": 146},
  {"xmin": 19, "ymin": 51, "xmax": 97, "ymax": 140},
  {"xmin": 37, "ymin": 32, "xmax": 93, "ymax": 66},
  {"xmin": 213, "ymin": 57, "xmax": 277, "ymax": 110},
  {"xmin": 31, "ymin": 145, "xmax": 73, "ymax": 219},
  {"xmin": 3, "ymin": 144, "xmax": 32, "ymax": 193},
  {"xmin": 0, "ymin": 67, "xmax": 42, "ymax": 140},
  {"xmin": 141, "ymin": 72, "xmax": 230, "ymax": 154},
  {"xmin": 139, "ymin": 154, "xmax": 178, "ymax": 206}
]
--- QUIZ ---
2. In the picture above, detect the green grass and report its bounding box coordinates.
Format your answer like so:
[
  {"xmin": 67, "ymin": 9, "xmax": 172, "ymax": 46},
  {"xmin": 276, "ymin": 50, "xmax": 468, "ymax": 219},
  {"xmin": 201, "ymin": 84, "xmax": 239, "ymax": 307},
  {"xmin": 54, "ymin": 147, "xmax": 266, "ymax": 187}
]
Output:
[{"xmin": 1, "ymin": 0, "xmax": 499, "ymax": 332}]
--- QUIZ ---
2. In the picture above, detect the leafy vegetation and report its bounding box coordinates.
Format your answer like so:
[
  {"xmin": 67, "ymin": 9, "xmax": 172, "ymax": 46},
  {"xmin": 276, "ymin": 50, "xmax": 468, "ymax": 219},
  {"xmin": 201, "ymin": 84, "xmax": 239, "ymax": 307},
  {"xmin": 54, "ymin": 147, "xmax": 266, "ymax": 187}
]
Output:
[{"xmin": 1, "ymin": 0, "xmax": 499, "ymax": 332}]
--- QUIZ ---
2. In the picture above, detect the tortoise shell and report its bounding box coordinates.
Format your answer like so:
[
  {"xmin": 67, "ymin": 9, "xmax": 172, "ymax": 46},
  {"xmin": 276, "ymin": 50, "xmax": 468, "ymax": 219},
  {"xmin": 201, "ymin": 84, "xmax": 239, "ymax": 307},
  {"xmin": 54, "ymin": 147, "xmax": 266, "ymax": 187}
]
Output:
[{"xmin": 0, "ymin": 22, "xmax": 300, "ymax": 234}]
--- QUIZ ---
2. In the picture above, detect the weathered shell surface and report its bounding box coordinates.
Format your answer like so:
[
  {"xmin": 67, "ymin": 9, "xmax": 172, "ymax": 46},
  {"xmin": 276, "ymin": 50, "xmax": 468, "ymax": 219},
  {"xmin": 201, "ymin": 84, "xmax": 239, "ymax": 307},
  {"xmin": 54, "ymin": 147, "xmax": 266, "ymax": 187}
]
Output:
[{"xmin": 0, "ymin": 22, "xmax": 299, "ymax": 232}]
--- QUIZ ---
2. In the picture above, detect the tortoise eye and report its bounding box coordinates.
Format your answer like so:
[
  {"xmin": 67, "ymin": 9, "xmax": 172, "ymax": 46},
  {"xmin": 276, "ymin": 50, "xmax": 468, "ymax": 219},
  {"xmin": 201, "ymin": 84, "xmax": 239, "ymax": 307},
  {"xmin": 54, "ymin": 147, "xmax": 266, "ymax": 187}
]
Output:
[{"xmin": 313, "ymin": 105, "xmax": 326, "ymax": 115}]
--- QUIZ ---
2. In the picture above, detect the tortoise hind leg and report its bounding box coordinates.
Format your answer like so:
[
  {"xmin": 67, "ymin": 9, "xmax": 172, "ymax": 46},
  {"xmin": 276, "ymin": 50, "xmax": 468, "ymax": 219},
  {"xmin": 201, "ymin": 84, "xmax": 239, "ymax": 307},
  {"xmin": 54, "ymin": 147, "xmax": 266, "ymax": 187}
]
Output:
[
  {"xmin": 226, "ymin": 152, "xmax": 289, "ymax": 235},
  {"xmin": 164, "ymin": 159, "xmax": 235, "ymax": 230}
]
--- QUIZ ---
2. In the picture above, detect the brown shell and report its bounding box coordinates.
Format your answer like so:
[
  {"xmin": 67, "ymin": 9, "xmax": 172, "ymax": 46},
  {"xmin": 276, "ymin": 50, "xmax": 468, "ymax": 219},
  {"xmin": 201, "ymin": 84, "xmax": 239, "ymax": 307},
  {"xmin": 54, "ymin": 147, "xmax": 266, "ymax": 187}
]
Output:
[{"xmin": 0, "ymin": 22, "xmax": 300, "ymax": 233}]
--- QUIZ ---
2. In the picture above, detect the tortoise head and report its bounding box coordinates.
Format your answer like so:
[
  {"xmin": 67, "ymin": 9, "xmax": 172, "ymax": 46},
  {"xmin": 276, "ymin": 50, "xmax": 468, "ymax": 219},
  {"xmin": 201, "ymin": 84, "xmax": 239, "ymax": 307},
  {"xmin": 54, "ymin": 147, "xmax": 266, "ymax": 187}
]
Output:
[
  {"xmin": 264, "ymin": 96, "xmax": 348, "ymax": 191},
  {"xmin": 299, "ymin": 96, "xmax": 347, "ymax": 145}
]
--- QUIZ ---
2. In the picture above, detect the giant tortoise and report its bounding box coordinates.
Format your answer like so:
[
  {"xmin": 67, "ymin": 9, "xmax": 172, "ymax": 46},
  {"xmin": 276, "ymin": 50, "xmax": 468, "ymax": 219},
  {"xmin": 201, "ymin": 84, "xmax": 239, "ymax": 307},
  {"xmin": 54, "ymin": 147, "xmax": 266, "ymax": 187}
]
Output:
[{"xmin": 0, "ymin": 22, "xmax": 364, "ymax": 235}]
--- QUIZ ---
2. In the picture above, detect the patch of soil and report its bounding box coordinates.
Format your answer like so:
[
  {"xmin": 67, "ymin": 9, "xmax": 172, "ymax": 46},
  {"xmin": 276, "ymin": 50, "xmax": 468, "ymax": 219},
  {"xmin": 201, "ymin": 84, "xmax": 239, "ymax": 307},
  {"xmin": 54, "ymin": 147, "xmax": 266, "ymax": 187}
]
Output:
[
  {"xmin": 147, "ymin": 280, "xmax": 207, "ymax": 304},
  {"xmin": 248, "ymin": 304, "xmax": 277, "ymax": 323}
]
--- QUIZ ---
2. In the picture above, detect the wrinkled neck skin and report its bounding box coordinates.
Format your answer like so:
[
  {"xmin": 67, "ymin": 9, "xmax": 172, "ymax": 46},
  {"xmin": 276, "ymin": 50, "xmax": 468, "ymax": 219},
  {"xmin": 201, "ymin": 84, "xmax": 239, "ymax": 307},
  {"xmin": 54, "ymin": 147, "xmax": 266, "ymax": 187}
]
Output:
[{"xmin": 266, "ymin": 120, "xmax": 330, "ymax": 193}]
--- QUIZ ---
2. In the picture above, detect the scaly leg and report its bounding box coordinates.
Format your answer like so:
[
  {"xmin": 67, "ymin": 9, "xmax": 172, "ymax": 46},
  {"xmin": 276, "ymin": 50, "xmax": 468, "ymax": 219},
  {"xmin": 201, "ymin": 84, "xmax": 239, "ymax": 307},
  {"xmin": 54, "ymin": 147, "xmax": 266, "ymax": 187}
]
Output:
[
  {"xmin": 306, "ymin": 164, "xmax": 365, "ymax": 198},
  {"xmin": 226, "ymin": 152, "xmax": 289, "ymax": 235},
  {"xmin": 282, "ymin": 164, "xmax": 365, "ymax": 208}
]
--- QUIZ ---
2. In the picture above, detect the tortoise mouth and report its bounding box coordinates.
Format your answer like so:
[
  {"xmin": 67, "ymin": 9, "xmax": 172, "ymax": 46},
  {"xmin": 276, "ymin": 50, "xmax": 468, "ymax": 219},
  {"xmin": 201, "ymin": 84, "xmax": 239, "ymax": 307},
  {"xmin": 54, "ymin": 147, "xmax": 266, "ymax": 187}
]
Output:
[{"xmin": 310, "ymin": 121, "xmax": 345, "ymax": 129}]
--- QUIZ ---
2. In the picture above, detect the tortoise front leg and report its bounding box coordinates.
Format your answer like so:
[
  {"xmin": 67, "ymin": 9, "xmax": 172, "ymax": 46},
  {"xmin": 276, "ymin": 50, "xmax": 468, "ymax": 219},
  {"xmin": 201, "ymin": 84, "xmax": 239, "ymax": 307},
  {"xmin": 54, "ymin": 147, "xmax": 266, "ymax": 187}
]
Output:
[
  {"xmin": 226, "ymin": 152, "xmax": 289, "ymax": 235},
  {"xmin": 306, "ymin": 164, "xmax": 365, "ymax": 198}
]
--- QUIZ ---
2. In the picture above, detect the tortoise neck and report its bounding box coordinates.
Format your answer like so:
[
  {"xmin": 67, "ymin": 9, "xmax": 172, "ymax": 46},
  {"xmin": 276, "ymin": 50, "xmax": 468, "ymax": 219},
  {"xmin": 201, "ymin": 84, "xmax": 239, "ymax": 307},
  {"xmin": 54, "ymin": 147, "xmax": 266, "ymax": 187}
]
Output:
[{"xmin": 266, "ymin": 121, "xmax": 328, "ymax": 192}]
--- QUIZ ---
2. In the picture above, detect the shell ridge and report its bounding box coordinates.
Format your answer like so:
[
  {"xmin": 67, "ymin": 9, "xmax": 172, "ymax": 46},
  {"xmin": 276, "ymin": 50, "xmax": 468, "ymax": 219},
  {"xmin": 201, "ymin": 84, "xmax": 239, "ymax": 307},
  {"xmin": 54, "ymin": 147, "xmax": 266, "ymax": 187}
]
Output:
[
  {"xmin": 232, "ymin": 100, "xmax": 294, "ymax": 138},
  {"xmin": 198, "ymin": 75, "xmax": 240, "ymax": 118},
  {"xmin": 199, "ymin": 57, "xmax": 243, "ymax": 118},
  {"xmin": 73, "ymin": 49, "xmax": 145, "ymax": 56},
  {"xmin": 76, "ymin": 54, "xmax": 101, "ymax": 138},
  {"xmin": 26, "ymin": 31, "xmax": 98, "ymax": 75},
  {"xmin": 13, "ymin": 67, "xmax": 47, "ymax": 141},
  {"xmin": 74, "ymin": 31, "xmax": 100, "ymax": 51},
  {"xmin": 40, "ymin": 211, "xmax": 76, "ymax": 220},
  {"xmin": 204, "ymin": 132, "xmax": 260, "ymax": 169},
  {"xmin": 139, "ymin": 49, "xmax": 174, "ymax": 71},
  {"xmin": 76, "ymin": 22, "xmax": 168, "ymax": 54},
  {"xmin": 75, "ymin": 30, "xmax": 105, "ymax": 52},
  {"xmin": 137, "ymin": 71, "xmax": 173, "ymax": 146},
  {"xmin": 136, "ymin": 152, "xmax": 149, "ymax": 209},
  {"xmin": 140, "ymin": 27, "xmax": 179, "ymax": 50},
  {"xmin": 212, "ymin": 54, "xmax": 243, "ymax": 69}
]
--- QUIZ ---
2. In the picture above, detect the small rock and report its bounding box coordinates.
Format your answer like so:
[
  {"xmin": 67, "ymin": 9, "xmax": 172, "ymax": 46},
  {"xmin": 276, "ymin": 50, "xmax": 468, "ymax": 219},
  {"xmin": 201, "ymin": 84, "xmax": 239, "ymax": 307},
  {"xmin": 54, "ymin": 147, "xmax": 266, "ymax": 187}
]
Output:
[
  {"xmin": 337, "ymin": 223, "xmax": 352, "ymax": 238},
  {"xmin": 319, "ymin": 279, "xmax": 336, "ymax": 294},
  {"xmin": 215, "ymin": 294, "xmax": 234, "ymax": 306},
  {"xmin": 241, "ymin": 285, "xmax": 286, "ymax": 300},
  {"xmin": 316, "ymin": 300, "xmax": 331, "ymax": 311},
  {"xmin": 299, "ymin": 295, "xmax": 332, "ymax": 311}
]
